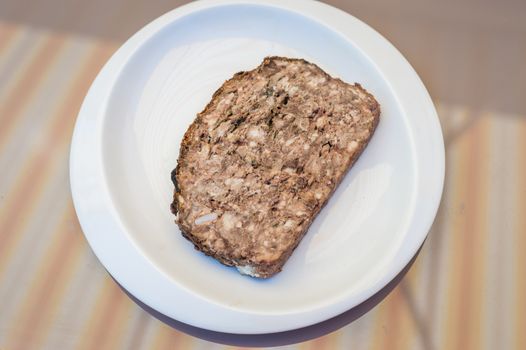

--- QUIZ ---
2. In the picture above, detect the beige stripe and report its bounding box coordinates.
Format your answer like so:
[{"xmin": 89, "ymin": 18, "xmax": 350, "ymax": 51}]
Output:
[
  {"xmin": 202, "ymin": 340, "xmax": 225, "ymax": 350},
  {"xmin": 120, "ymin": 311, "xmax": 152, "ymax": 350},
  {"xmin": 365, "ymin": 290, "xmax": 385, "ymax": 350},
  {"xmin": 0, "ymin": 130, "xmax": 68, "ymax": 277},
  {"xmin": 499, "ymin": 115, "xmax": 518, "ymax": 350},
  {"xmin": 149, "ymin": 323, "xmax": 188, "ymax": 350},
  {"xmin": 485, "ymin": 114, "xmax": 517, "ymax": 350},
  {"xmin": 221, "ymin": 345, "xmax": 239, "ymax": 350},
  {"xmin": 0, "ymin": 34, "xmax": 68, "ymax": 148},
  {"xmin": 367, "ymin": 290, "xmax": 395, "ymax": 350},
  {"xmin": 401, "ymin": 248, "xmax": 426, "ymax": 350},
  {"xmin": 303, "ymin": 330, "xmax": 339, "ymax": 350},
  {"xmin": 411, "ymin": 233, "xmax": 438, "ymax": 349},
  {"xmin": 98, "ymin": 298, "xmax": 138, "ymax": 350},
  {"xmin": 330, "ymin": 327, "xmax": 349, "ymax": 350},
  {"xmin": 339, "ymin": 308, "xmax": 376, "ymax": 350},
  {"xmin": 420, "ymin": 99, "xmax": 451, "ymax": 333},
  {"xmin": 196, "ymin": 341, "xmax": 224, "ymax": 350},
  {"xmin": 401, "ymin": 229, "xmax": 435, "ymax": 350},
  {"xmin": 0, "ymin": 43, "xmax": 116, "ymax": 279},
  {"xmin": 125, "ymin": 315, "xmax": 162, "ymax": 350},
  {"xmin": 0, "ymin": 37, "xmax": 93, "ymax": 199},
  {"xmin": 4, "ymin": 206, "xmax": 85, "ymax": 350},
  {"xmin": 146, "ymin": 323, "xmax": 173, "ymax": 350},
  {"xmin": 0, "ymin": 28, "xmax": 46, "ymax": 100},
  {"xmin": 515, "ymin": 119, "xmax": 526, "ymax": 350}
]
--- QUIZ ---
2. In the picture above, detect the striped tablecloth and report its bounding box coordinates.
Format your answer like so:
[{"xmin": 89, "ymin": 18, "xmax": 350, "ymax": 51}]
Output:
[{"xmin": 0, "ymin": 22, "xmax": 525, "ymax": 350}]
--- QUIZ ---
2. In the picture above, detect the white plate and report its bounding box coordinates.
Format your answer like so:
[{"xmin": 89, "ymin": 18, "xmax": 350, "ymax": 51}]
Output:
[{"xmin": 70, "ymin": 0, "xmax": 444, "ymax": 334}]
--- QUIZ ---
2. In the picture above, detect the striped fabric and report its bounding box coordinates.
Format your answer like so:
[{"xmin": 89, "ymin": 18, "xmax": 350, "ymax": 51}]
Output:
[{"xmin": 0, "ymin": 22, "xmax": 525, "ymax": 350}]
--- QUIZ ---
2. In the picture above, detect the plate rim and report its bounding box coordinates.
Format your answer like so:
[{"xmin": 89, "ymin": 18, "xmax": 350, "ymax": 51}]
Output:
[{"xmin": 70, "ymin": 0, "xmax": 444, "ymax": 334}]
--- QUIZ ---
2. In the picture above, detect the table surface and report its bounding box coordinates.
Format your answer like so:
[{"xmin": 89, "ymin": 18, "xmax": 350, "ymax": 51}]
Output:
[{"xmin": 0, "ymin": 1, "xmax": 525, "ymax": 349}]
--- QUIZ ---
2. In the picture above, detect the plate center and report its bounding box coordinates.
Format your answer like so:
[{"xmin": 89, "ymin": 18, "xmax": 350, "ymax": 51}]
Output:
[{"xmin": 102, "ymin": 4, "xmax": 416, "ymax": 313}]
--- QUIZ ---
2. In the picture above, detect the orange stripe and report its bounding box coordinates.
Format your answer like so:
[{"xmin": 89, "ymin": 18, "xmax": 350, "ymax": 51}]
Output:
[
  {"xmin": 150, "ymin": 324, "xmax": 172, "ymax": 350},
  {"xmin": 304, "ymin": 331, "xmax": 338, "ymax": 350},
  {"xmin": 457, "ymin": 117, "xmax": 490, "ymax": 350},
  {"xmin": 404, "ymin": 250, "xmax": 423, "ymax": 290},
  {"xmin": 87, "ymin": 288, "xmax": 130, "ymax": 350},
  {"xmin": 515, "ymin": 120, "xmax": 526, "ymax": 350},
  {"xmin": 0, "ymin": 23, "xmax": 19, "ymax": 55},
  {"xmin": 0, "ymin": 35, "xmax": 68, "ymax": 150},
  {"xmin": 442, "ymin": 116, "xmax": 490, "ymax": 349},
  {"xmin": 368, "ymin": 289, "xmax": 397, "ymax": 350},
  {"xmin": 0, "ymin": 43, "xmax": 116, "ymax": 280},
  {"xmin": 5, "ymin": 206, "xmax": 85, "ymax": 350},
  {"xmin": 98, "ymin": 297, "xmax": 136, "ymax": 350},
  {"xmin": 383, "ymin": 288, "xmax": 407, "ymax": 350},
  {"xmin": 298, "ymin": 337, "xmax": 308, "ymax": 350},
  {"xmin": 385, "ymin": 291, "xmax": 403, "ymax": 350},
  {"xmin": 75, "ymin": 279, "xmax": 128, "ymax": 350},
  {"xmin": 150, "ymin": 324, "xmax": 187, "ymax": 350},
  {"xmin": 455, "ymin": 124, "xmax": 481, "ymax": 350}
]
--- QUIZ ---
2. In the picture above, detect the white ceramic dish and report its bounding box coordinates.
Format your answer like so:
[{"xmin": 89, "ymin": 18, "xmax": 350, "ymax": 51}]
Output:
[{"xmin": 70, "ymin": 0, "xmax": 444, "ymax": 334}]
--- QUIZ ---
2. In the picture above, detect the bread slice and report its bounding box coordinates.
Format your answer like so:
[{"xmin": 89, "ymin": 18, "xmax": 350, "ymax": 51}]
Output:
[{"xmin": 171, "ymin": 56, "xmax": 380, "ymax": 278}]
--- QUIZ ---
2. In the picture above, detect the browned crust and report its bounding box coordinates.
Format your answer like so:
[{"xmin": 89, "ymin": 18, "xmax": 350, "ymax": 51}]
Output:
[{"xmin": 171, "ymin": 56, "xmax": 380, "ymax": 278}]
